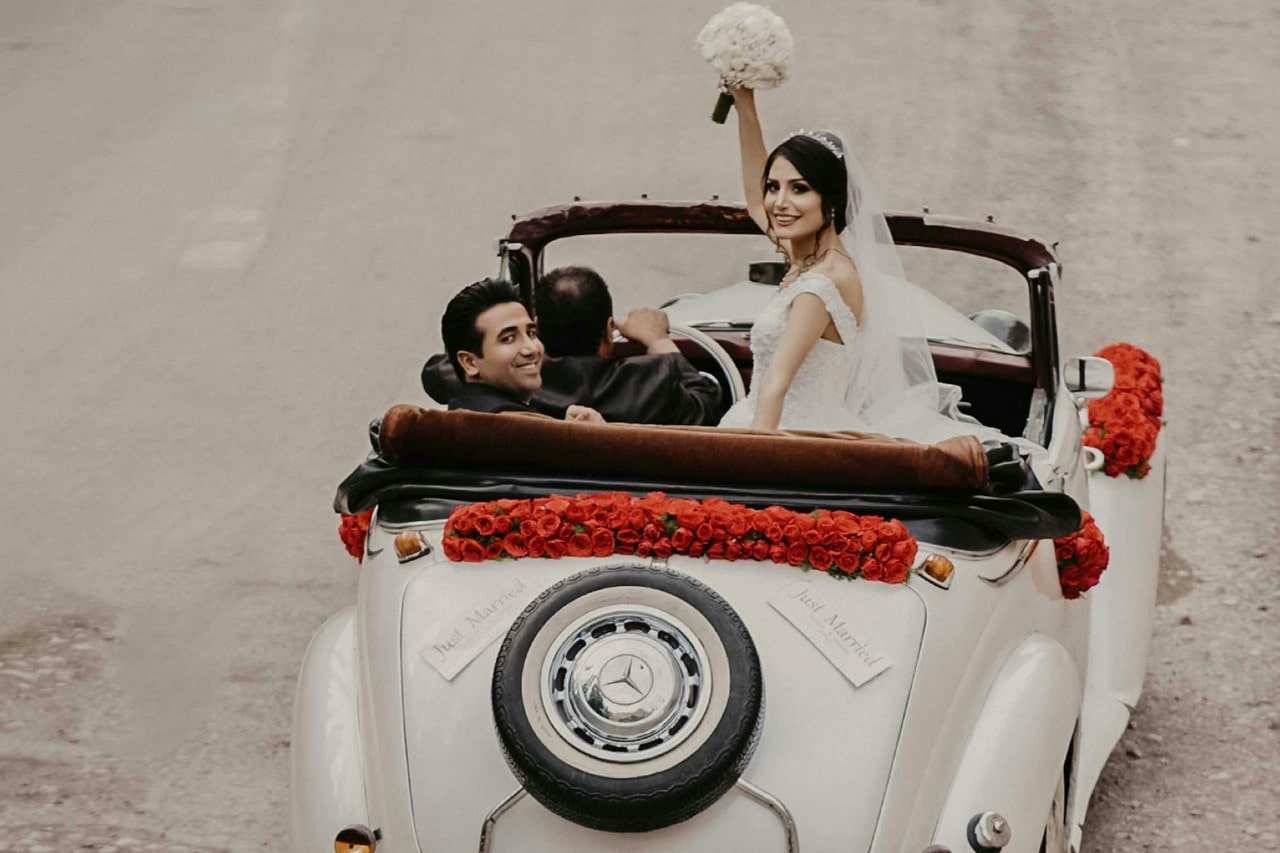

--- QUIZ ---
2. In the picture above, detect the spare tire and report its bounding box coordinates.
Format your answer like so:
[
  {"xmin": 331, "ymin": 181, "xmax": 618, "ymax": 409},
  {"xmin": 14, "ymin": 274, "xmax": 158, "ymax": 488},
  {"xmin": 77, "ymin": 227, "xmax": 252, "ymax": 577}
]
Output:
[{"xmin": 491, "ymin": 564, "xmax": 764, "ymax": 833}]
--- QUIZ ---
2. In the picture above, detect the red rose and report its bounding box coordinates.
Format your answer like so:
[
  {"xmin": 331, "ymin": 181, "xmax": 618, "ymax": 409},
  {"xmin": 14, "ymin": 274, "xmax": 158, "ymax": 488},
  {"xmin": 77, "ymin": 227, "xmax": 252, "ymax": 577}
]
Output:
[
  {"xmin": 473, "ymin": 514, "xmax": 497, "ymax": 537},
  {"xmin": 484, "ymin": 542, "xmax": 503, "ymax": 560},
  {"xmin": 688, "ymin": 541, "xmax": 705, "ymax": 558},
  {"xmin": 707, "ymin": 542, "xmax": 725, "ymax": 559},
  {"xmin": 653, "ymin": 539, "xmax": 673, "ymax": 560},
  {"xmin": 764, "ymin": 523, "xmax": 784, "ymax": 542},
  {"xmin": 883, "ymin": 559, "xmax": 909, "ymax": 584},
  {"xmin": 527, "ymin": 536, "xmax": 547, "ymax": 558},
  {"xmin": 809, "ymin": 547, "xmax": 833, "ymax": 571},
  {"xmin": 831, "ymin": 512, "xmax": 860, "ymax": 535},
  {"xmin": 450, "ymin": 511, "xmax": 475, "ymax": 535},
  {"xmin": 567, "ymin": 533, "xmax": 592, "ymax": 557},
  {"xmin": 591, "ymin": 528, "xmax": 614, "ymax": 557},
  {"xmin": 616, "ymin": 528, "xmax": 641, "ymax": 546},
  {"xmin": 891, "ymin": 540, "xmax": 917, "ymax": 563},
  {"xmin": 696, "ymin": 523, "xmax": 715, "ymax": 542},
  {"xmin": 460, "ymin": 539, "xmax": 486, "ymax": 562},
  {"xmin": 563, "ymin": 502, "xmax": 589, "ymax": 523},
  {"xmin": 769, "ymin": 544, "xmax": 786, "ymax": 563},
  {"xmin": 861, "ymin": 559, "xmax": 884, "ymax": 581},
  {"xmin": 519, "ymin": 520, "xmax": 538, "ymax": 538},
  {"xmin": 671, "ymin": 527, "xmax": 694, "ymax": 552},
  {"xmin": 502, "ymin": 533, "xmax": 528, "ymax": 558},
  {"xmin": 677, "ymin": 510, "xmax": 707, "ymax": 530},
  {"xmin": 338, "ymin": 508, "xmax": 374, "ymax": 561},
  {"xmin": 727, "ymin": 515, "xmax": 750, "ymax": 538},
  {"xmin": 643, "ymin": 523, "xmax": 663, "ymax": 542},
  {"xmin": 751, "ymin": 540, "xmax": 770, "ymax": 561},
  {"xmin": 544, "ymin": 497, "xmax": 570, "ymax": 514},
  {"xmin": 442, "ymin": 536, "xmax": 462, "ymax": 562},
  {"xmin": 535, "ymin": 514, "xmax": 560, "ymax": 537},
  {"xmin": 835, "ymin": 552, "xmax": 859, "ymax": 574},
  {"xmin": 637, "ymin": 541, "xmax": 653, "ymax": 557},
  {"xmin": 545, "ymin": 539, "xmax": 568, "ymax": 559},
  {"xmin": 785, "ymin": 542, "xmax": 808, "ymax": 566}
]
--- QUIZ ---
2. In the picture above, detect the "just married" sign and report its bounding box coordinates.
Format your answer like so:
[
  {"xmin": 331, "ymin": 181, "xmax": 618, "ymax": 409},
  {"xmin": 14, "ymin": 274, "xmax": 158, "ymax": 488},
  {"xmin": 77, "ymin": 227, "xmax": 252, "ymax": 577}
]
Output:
[{"xmin": 768, "ymin": 580, "xmax": 893, "ymax": 687}]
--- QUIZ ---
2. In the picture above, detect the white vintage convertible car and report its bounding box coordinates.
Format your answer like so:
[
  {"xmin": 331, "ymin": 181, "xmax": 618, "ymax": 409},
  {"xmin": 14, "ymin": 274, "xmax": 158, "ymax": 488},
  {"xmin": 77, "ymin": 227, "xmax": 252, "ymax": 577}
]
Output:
[{"xmin": 291, "ymin": 202, "xmax": 1165, "ymax": 853}]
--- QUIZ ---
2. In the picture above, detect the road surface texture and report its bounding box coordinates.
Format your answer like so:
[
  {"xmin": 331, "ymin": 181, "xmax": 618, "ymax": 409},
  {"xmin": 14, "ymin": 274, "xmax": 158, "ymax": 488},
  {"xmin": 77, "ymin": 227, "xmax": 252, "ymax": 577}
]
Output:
[{"xmin": 1, "ymin": 0, "xmax": 1276, "ymax": 850}]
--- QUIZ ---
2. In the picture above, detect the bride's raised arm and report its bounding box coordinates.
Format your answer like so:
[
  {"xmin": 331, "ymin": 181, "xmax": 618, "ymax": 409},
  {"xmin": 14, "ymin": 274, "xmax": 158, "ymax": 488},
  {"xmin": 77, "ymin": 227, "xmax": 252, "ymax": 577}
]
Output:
[{"xmin": 730, "ymin": 88, "xmax": 770, "ymax": 234}]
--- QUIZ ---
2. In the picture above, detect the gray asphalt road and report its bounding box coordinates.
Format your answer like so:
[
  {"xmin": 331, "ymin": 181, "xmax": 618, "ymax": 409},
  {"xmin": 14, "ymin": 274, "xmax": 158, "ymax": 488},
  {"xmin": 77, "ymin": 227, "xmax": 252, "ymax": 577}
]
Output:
[{"xmin": 1, "ymin": 1, "xmax": 1277, "ymax": 850}]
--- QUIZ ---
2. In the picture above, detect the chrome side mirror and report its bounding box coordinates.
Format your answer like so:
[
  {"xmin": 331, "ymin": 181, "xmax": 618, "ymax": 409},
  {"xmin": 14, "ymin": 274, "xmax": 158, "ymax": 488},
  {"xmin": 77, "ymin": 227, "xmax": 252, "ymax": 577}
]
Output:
[{"xmin": 1064, "ymin": 356, "xmax": 1114, "ymax": 400}]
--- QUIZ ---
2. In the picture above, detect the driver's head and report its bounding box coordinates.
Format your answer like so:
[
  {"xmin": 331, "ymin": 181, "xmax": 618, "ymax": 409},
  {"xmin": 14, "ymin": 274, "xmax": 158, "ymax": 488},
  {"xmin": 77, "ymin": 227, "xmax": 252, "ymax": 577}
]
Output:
[
  {"xmin": 441, "ymin": 278, "xmax": 544, "ymax": 399},
  {"xmin": 535, "ymin": 266, "xmax": 614, "ymax": 358}
]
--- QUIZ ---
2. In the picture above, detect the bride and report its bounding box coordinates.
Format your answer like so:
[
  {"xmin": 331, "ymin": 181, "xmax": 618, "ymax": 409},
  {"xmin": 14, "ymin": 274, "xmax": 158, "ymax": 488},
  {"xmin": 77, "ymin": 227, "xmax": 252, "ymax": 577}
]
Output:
[{"xmin": 718, "ymin": 88, "xmax": 1009, "ymax": 446}]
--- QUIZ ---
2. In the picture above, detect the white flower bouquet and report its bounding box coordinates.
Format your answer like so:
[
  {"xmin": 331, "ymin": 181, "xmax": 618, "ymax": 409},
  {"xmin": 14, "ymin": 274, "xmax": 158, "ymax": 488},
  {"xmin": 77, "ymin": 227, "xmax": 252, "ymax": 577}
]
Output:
[{"xmin": 696, "ymin": 2, "xmax": 794, "ymax": 122}]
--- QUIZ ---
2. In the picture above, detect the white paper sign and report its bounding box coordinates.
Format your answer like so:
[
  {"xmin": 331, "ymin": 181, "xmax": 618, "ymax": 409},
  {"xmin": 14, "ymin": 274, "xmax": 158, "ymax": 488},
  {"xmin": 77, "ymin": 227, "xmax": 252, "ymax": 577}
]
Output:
[
  {"xmin": 421, "ymin": 578, "xmax": 535, "ymax": 681},
  {"xmin": 769, "ymin": 580, "xmax": 893, "ymax": 687}
]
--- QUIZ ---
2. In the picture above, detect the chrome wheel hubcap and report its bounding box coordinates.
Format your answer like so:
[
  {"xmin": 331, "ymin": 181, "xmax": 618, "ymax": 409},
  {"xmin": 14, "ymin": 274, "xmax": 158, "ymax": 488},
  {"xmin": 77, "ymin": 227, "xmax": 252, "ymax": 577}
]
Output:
[{"xmin": 541, "ymin": 604, "xmax": 711, "ymax": 763}]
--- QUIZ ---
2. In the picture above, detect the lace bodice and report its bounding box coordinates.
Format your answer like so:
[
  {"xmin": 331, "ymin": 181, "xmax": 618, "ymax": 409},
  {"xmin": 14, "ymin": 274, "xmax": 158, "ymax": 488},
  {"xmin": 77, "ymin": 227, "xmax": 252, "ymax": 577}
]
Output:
[{"xmin": 719, "ymin": 273, "xmax": 869, "ymax": 431}]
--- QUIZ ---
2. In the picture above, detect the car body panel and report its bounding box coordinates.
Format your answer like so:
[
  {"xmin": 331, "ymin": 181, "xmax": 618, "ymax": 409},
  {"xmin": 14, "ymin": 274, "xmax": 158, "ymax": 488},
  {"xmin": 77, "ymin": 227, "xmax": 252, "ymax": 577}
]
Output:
[
  {"xmin": 930, "ymin": 634, "xmax": 1082, "ymax": 853},
  {"xmin": 1071, "ymin": 436, "xmax": 1167, "ymax": 848},
  {"xmin": 399, "ymin": 554, "xmax": 927, "ymax": 851},
  {"xmin": 289, "ymin": 607, "xmax": 368, "ymax": 851}
]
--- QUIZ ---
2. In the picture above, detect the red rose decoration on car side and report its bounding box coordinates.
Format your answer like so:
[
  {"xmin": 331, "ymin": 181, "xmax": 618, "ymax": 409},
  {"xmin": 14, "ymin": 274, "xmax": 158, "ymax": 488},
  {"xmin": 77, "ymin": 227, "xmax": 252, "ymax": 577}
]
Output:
[
  {"xmin": 1084, "ymin": 342, "xmax": 1164, "ymax": 479},
  {"xmin": 1052, "ymin": 510, "xmax": 1110, "ymax": 600},
  {"xmin": 338, "ymin": 508, "xmax": 375, "ymax": 563},
  {"xmin": 432, "ymin": 492, "xmax": 918, "ymax": 585}
]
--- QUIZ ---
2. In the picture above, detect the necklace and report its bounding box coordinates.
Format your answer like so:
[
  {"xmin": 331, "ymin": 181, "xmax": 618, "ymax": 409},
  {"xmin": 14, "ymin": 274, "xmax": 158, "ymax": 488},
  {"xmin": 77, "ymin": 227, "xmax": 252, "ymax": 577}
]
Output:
[{"xmin": 784, "ymin": 245, "xmax": 853, "ymax": 284}]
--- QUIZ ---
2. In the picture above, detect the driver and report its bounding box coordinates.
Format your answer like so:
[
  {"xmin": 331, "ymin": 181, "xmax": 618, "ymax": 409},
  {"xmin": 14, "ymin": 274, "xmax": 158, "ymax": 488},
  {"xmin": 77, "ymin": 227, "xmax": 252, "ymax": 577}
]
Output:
[{"xmin": 424, "ymin": 266, "xmax": 721, "ymax": 425}]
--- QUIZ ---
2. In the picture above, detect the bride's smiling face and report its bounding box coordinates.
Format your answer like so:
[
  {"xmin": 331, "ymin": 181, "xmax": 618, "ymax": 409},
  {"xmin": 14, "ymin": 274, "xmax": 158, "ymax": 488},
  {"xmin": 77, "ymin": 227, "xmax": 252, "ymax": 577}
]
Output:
[{"xmin": 764, "ymin": 157, "xmax": 826, "ymax": 241}]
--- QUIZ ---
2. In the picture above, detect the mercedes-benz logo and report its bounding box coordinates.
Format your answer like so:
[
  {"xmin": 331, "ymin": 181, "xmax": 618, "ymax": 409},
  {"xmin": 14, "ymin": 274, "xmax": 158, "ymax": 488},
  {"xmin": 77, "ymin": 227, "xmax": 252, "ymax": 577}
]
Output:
[{"xmin": 598, "ymin": 654, "xmax": 654, "ymax": 705}]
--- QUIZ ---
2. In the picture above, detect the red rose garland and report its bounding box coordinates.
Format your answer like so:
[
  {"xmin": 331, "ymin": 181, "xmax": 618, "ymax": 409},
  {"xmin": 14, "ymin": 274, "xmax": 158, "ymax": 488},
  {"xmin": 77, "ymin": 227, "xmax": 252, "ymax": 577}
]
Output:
[
  {"xmin": 338, "ymin": 508, "xmax": 374, "ymax": 563},
  {"xmin": 1052, "ymin": 510, "xmax": 1109, "ymax": 600},
  {"xmin": 1083, "ymin": 342, "xmax": 1164, "ymax": 479},
  {"xmin": 440, "ymin": 492, "xmax": 918, "ymax": 584}
]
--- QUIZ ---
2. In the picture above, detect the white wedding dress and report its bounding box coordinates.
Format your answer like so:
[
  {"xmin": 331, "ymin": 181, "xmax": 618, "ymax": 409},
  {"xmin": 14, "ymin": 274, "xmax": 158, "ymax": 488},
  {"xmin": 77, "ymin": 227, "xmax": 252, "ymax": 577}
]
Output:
[
  {"xmin": 719, "ymin": 272, "xmax": 875, "ymax": 432},
  {"xmin": 717, "ymin": 271, "xmax": 1027, "ymax": 450}
]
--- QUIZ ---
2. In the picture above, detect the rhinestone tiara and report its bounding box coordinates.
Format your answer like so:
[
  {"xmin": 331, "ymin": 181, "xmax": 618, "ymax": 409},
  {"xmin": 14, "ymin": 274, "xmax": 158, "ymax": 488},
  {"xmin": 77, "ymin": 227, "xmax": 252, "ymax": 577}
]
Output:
[{"xmin": 784, "ymin": 129, "xmax": 844, "ymax": 160}]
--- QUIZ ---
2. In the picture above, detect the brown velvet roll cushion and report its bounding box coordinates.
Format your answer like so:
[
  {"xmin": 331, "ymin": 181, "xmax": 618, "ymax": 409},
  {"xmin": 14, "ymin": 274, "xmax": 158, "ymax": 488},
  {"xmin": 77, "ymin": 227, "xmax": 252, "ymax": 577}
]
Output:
[{"xmin": 378, "ymin": 406, "xmax": 989, "ymax": 492}]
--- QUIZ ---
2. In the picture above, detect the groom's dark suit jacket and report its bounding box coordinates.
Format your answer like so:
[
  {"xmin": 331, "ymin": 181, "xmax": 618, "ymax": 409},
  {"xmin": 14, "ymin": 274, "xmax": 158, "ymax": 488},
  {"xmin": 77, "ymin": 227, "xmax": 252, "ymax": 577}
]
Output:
[{"xmin": 423, "ymin": 353, "xmax": 722, "ymax": 425}]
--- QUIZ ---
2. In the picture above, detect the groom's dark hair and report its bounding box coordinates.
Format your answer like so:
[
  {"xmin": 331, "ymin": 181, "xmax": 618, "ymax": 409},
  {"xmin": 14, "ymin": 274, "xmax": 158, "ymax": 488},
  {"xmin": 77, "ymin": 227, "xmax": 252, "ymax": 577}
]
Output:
[
  {"xmin": 441, "ymin": 277, "xmax": 525, "ymax": 380},
  {"xmin": 535, "ymin": 266, "xmax": 614, "ymax": 357},
  {"xmin": 765, "ymin": 134, "xmax": 850, "ymax": 234}
]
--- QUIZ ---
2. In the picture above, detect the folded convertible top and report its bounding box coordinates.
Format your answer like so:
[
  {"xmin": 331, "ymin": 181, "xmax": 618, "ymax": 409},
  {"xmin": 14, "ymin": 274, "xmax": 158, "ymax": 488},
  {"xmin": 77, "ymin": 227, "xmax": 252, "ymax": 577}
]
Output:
[
  {"xmin": 333, "ymin": 407, "xmax": 1080, "ymax": 540},
  {"xmin": 376, "ymin": 406, "xmax": 990, "ymax": 491}
]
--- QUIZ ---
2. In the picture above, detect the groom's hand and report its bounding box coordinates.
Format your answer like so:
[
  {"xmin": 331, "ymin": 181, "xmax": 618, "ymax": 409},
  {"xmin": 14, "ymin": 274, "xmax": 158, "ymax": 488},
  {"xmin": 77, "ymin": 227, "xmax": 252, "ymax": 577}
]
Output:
[{"xmin": 565, "ymin": 405, "xmax": 605, "ymax": 424}]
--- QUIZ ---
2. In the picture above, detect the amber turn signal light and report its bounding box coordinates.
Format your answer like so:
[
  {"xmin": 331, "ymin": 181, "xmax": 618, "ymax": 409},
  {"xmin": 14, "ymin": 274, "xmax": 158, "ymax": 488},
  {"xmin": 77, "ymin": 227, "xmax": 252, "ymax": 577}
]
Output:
[
  {"xmin": 394, "ymin": 530, "xmax": 432, "ymax": 563},
  {"xmin": 334, "ymin": 824, "xmax": 377, "ymax": 853},
  {"xmin": 922, "ymin": 554, "xmax": 955, "ymax": 584}
]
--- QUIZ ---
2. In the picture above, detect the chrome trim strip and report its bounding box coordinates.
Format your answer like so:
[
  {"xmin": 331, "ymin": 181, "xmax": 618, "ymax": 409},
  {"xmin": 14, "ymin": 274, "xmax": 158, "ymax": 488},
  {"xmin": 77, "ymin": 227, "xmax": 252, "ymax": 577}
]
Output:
[
  {"xmin": 736, "ymin": 777, "xmax": 800, "ymax": 852},
  {"xmin": 979, "ymin": 539, "xmax": 1039, "ymax": 585},
  {"xmin": 477, "ymin": 787, "xmax": 528, "ymax": 853},
  {"xmin": 915, "ymin": 539, "xmax": 1007, "ymax": 559}
]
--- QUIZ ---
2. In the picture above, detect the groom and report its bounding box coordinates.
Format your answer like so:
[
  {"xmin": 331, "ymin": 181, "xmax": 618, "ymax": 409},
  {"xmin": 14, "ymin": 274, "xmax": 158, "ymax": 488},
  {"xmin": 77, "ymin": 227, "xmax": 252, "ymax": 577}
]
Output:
[{"xmin": 441, "ymin": 278, "xmax": 603, "ymax": 422}]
